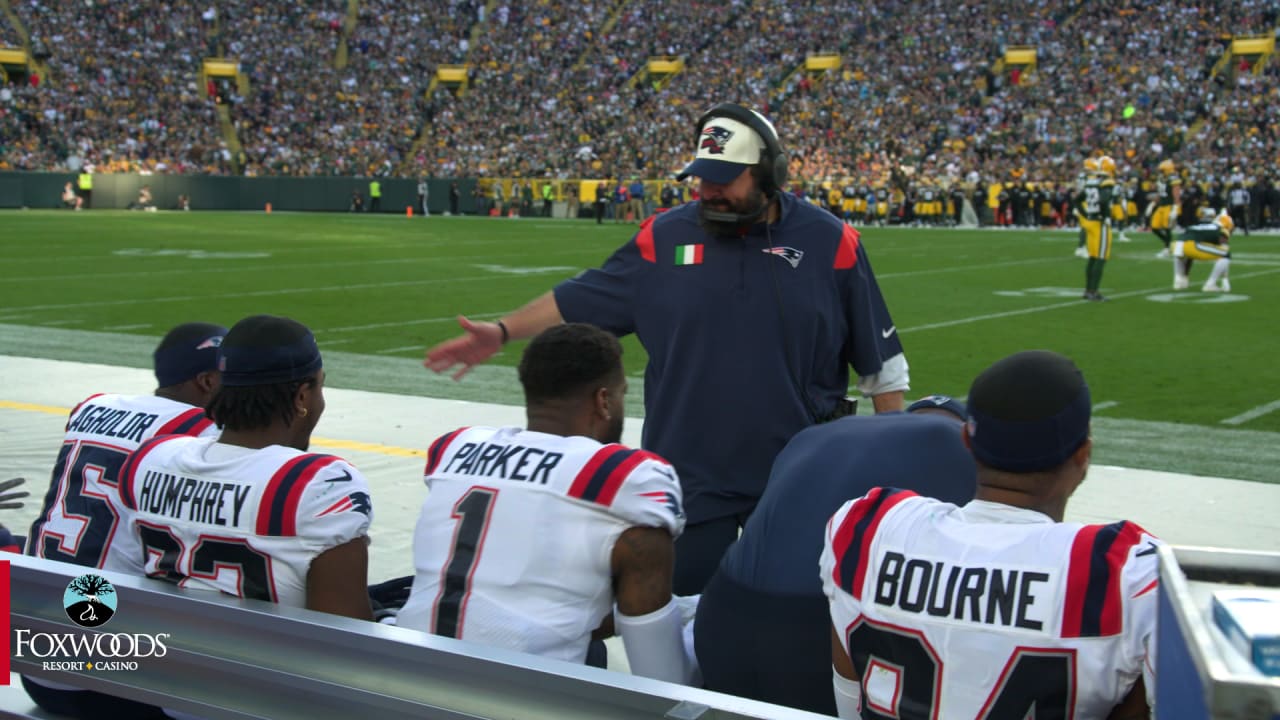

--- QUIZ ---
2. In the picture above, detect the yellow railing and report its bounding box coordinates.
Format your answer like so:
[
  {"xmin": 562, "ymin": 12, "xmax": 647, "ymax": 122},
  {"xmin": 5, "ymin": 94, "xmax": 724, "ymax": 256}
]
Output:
[
  {"xmin": 1003, "ymin": 45, "xmax": 1037, "ymax": 66},
  {"xmin": 805, "ymin": 53, "xmax": 841, "ymax": 72}
]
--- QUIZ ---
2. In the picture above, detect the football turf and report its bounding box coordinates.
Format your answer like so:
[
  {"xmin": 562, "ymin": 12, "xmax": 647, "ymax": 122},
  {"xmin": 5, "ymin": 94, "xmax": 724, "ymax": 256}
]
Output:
[{"xmin": 2, "ymin": 210, "xmax": 1278, "ymax": 482}]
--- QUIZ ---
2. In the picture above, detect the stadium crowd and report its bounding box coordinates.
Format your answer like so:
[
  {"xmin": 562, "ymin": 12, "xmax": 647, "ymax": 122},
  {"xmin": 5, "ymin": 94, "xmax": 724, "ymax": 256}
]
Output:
[
  {"xmin": 4, "ymin": 0, "xmax": 231, "ymax": 174},
  {"xmin": 1, "ymin": 0, "xmax": 1277, "ymax": 206}
]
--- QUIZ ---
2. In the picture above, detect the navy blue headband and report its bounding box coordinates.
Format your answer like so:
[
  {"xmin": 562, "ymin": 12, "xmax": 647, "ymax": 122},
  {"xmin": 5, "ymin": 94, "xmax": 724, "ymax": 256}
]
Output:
[
  {"xmin": 217, "ymin": 331, "xmax": 322, "ymax": 387},
  {"xmin": 965, "ymin": 384, "xmax": 1091, "ymax": 472}
]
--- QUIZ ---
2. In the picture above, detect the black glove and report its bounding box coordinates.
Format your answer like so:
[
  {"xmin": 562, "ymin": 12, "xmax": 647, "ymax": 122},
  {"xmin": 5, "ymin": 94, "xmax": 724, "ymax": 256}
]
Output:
[{"xmin": 368, "ymin": 575, "xmax": 414, "ymax": 613}]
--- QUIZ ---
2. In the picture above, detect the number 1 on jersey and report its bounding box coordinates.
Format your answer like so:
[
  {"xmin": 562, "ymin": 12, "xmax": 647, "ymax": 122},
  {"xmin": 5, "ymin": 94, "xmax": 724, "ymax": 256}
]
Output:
[{"xmin": 432, "ymin": 487, "xmax": 499, "ymax": 638}]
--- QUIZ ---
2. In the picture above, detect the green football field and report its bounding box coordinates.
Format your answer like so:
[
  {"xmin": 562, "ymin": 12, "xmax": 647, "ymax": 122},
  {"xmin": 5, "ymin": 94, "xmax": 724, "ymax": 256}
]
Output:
[{"xmin": 2, "ymin": 210, "xmax": 1278, "ymax": 482}]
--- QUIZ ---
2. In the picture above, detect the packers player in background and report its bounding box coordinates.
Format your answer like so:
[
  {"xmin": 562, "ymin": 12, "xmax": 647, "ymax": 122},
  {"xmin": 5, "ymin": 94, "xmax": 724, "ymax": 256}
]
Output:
[
  {"xmin": 1110, "ymin": 177, "xmax": 1134, "ymax": 242},
  {"xmin": 1074, "ymin": 158, "xmax": 1100, "ymax": 258},
  {"xmin": 841, "ymin": 178, "xmax": 859, "ymax": 225},
  {"xmin": 1173, "ymin": 207, "xmax": 1234, "ymax": 292},
  {"xmin": 1076, "ymin": 155, "xmax": 1116, "ymax": 301},
  {"xmin": 1149, "ymin": 159, "xmax": 1182, "ymax": 258}
]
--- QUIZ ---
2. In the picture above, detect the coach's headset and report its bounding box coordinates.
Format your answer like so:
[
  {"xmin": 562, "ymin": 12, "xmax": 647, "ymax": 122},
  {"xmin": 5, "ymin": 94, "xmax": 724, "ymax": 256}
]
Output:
[{"xmin": 691, "ymin": 103, "xmax": 788, "ymax": 224}]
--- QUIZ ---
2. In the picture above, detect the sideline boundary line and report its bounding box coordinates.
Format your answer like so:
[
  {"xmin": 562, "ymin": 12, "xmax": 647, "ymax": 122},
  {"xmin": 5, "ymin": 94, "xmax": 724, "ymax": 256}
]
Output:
[{"xmin": 0, "ymin": 400, "xmax": 425, "ymax": 459}]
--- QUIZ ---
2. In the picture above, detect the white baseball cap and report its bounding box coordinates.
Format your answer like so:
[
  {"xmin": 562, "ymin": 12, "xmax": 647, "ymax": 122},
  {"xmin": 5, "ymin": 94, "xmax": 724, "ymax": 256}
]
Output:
[{"xmin": 676, "ymin": 115, "xmax": 768, "ymax": 184}]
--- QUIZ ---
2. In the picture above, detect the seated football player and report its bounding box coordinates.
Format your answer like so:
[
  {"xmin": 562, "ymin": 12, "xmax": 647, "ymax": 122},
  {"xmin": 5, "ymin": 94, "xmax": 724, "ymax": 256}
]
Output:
[
  {"xmin": 823, "ymin": 351, "xmax": 1159, "ymax": 719},
  {"xmin": 105, "ymin": 315, "xmax": 374, "ymax": 623},
  {"xmin": 24, "ymin": 322, "xmax": 227, "ymax": 720},
  {"xmin": 397, "ymin": 323, "xmax": 698, "ymax": 685}
]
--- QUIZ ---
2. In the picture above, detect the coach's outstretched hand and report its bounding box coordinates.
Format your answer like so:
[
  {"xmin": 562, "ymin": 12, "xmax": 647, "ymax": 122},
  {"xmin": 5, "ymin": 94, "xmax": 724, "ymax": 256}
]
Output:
[
  {"xmin": 424, "ymin": 315, "xmax": 504, "ymax": 381},
  {"xmin": 0, "ymin": 477, "xmax": 29, "ymax": 510}
]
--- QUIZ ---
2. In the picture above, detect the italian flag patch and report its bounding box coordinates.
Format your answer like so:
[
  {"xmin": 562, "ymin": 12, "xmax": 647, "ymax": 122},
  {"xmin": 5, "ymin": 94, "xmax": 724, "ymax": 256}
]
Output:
[{"xmin": 675, "ymin": 244, "xmax": 704, "ymax": 265}]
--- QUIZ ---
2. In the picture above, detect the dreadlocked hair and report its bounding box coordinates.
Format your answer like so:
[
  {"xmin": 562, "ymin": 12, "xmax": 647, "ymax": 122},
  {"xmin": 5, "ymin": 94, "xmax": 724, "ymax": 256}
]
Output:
[{"xmin": 206, "ymin": 377, "xmax": 316, "ymax": 432}]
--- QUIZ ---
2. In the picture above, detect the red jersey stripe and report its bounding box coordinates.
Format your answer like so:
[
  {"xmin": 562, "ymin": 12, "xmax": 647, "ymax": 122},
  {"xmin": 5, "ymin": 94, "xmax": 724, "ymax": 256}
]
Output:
[
  {"xmin": 255, "ymin": 454, "xmax": 313, "ymax": 535},
  {"xmin": 567, "ymin": 444, "xmax": 627, "ymax": 499},
  {"xmin": 594, "ymin": 450, "xmax": 662, "ymax": 507},
  {"xmin": 154, "ymin": 408, "xmax": 208, "ymax": 437},
  {"xmin": 118, "ymin": 434, "xmax": 185, "ymax": 510},
  {"xmin": 1062, "ymin": 524, "xmax": 1101, "ymax": 637},
  {"xmin": 426, "ymin": 427, "xmax": 470, "ymax": 476},
  {"xmin": 1062, "ymin": 521, "xmax": 1147, "ymax": 637},
  {"xmin": 1132, "ymin": 578, "xmax": 1159, "ymax": 599},
  {"xmin": 1097, "ymin": 522, "xmax": 1146, "ymax": 636},
  {"xmin": 66, "ymin": 393, "xmax": 106, "ymax": 429},
  {"xmin": 278, "ymin": 456, "xmax": 342, "ymax": 537},
  {"xmin": 833, "ymin": 488, "xmax": 916, "ymax": 599}
]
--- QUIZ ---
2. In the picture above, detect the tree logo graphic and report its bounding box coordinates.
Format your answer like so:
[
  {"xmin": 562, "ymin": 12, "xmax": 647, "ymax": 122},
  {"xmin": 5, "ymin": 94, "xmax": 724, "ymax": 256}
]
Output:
[{"xmin": 63, "ymin": 574, "xmax": 117, "ymax": 628}]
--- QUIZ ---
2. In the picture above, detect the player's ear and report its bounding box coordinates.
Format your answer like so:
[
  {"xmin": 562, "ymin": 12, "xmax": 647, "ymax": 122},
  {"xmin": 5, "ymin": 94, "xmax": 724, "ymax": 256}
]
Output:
[
  {"xmin": 195, "ymin": 370, "xmax": 220, "ymax": 397},
  {"xmin": 593, "ymin": 386, "xmax": 611, "ymax": 421},
  {"xmin": 1070, "ymin": 435, "xmax": 1092, "ymax": 474},
  {"xmin": 293, "ymin": 379, "xmax": 315, "ymax": 420}
]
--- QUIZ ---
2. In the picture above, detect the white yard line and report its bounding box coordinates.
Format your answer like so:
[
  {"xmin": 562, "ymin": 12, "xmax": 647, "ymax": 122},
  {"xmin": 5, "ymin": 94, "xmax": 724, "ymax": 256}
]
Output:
[
  {"xmin": 0, "ymin": 248, "xmax": 594, "ymax": 285},
  {"xmin": 4, "ymin": 274, "xmax": 529, "ymax": 313},
  {"xmin": 902, "ymin": 267, "xmax": 1280, "ymax": 334},
  {"xmin": 323, "ymin": 312, "xmax": 503, "ymax": 334},
  {"xmin": 1093, "ymin": 401, "xmax": 1120, "ymax": 411},
  {"xmin": 1221, "ymin": 399, "xmax": 1280, "ymax": 426},
  {"xmin": 375, "ymin": 345, "xmax": 426, "ymax": 355},
  {"xmin": 877, "ymin": 257, "xmax": 1062, "ymax": 280},
  {"xmin": 100, "ymin": 323, "xmax": 152, "ymax": 331}
]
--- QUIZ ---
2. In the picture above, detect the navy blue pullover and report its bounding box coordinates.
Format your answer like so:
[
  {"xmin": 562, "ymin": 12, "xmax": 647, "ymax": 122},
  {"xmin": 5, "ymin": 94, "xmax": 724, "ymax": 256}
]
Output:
[{"xmin": 554, "ymin": 193, "xmax": 903, "ymax": 523}]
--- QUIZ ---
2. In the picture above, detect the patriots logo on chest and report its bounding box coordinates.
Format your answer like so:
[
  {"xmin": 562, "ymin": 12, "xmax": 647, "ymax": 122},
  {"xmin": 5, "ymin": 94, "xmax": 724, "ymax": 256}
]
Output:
[
  {"xmin": 700, "ymin": 125, "xmax": 734, "ymax": 155},
  {"xmin": 763, "ymin": 246, "xmax": 804, "ymax": 268}
]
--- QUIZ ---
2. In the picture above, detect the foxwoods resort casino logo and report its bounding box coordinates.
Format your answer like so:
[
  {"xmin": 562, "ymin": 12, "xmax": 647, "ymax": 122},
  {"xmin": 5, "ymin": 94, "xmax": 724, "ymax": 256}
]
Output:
[
  {"xmin": 13, "ymin": 573, "xmax": 170, "ymax": 672},
  {"xmin": 64, "ymin": 573, "xmax": 116, "ymax": 628}
]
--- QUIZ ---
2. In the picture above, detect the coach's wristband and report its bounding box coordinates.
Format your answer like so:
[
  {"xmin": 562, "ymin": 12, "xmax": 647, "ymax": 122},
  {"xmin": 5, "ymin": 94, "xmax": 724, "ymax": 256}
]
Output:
[{"xmin": 497, "ymin": 320, "xmax": 510, "ymax": 345}]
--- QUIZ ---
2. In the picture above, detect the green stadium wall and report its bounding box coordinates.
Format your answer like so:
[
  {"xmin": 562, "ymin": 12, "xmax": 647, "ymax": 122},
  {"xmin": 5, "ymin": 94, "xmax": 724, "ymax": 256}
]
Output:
[{"xmin": 0, "ymin": 173, "xmax": 478, "ymax": 214}]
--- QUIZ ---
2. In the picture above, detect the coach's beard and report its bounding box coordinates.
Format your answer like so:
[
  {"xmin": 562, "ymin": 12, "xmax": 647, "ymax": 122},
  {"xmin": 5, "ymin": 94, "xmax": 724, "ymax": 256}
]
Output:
[{"xmin": 697, "ymin": 190, "xmax": 770, "ymax": 237}]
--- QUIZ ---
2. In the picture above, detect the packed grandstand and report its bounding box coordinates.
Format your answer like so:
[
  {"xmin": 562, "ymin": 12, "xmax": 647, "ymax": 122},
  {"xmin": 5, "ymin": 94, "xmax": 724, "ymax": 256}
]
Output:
[{"xmin": 0, "ymin": 0, "xmax": 1278, "ymax": 224}]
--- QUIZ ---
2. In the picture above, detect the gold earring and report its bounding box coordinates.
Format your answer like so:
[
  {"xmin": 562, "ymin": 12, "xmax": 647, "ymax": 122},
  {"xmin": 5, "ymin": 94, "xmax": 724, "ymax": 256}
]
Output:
[{"xmin": 299, "ymin": 407, "xmax": 309, "ymax": 418}]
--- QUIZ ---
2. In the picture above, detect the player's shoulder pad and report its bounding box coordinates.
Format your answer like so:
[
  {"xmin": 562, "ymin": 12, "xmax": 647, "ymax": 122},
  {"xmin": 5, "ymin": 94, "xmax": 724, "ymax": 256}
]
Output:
[
  {"xmin": 152, "ymin": 405, "xmax": 216, "ymax": 438},
  {"xmin": 67, "ymin": 393, "xmax": 107, "ymax": 424},
  {"xmin": 828, "ymin": 487, "xmax": 920, "ymax": 598},
  {"xmin": 255, "ymin": 453, "xmax": 365, "ymax": 537},
  {"xmin": 565, "ymin": 443, "xmax": 675, "ymax": 507},
  {"xmin": 1061, "ymin": 520, "xmax": 1159, "ymax": 638},
  {"xmin": 425, "ymin": 426, "xmax": 474, "ymax": 476},
  {"xmin": 584, "ymin": 446, "xmax": 684, "ymax": 532},
  {"xmin": 117, "ymin": 433, "xmax": 194, "ymax": 510}
]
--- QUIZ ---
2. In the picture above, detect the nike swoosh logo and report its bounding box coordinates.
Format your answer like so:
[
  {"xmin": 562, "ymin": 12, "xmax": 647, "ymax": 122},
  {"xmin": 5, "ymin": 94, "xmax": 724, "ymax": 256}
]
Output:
[
  {"xmin": 881, "ymin": 326, "xmax": 897, "ymax": 339},
  {"xmin": 1135, "ymin": 543, "xmax": 1158, "ymax": 557},
  {"xmin": 325, "ymin": 470, "xmax": 353, "ymax": 483}
]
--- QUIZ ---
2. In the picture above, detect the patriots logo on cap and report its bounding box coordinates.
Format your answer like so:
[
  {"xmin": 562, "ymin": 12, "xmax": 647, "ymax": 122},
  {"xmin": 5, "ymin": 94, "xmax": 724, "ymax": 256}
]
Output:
[
  {"xmin": 196, "ymin": 336, "xmax": 224, "ymax": 350},
  {"xmin": 763, "ymin": 246, "xmax": 804, "ymax": 268},
  {"xmin": 700, "ymin": 125, "xmax": 734, "ymax": 155}
]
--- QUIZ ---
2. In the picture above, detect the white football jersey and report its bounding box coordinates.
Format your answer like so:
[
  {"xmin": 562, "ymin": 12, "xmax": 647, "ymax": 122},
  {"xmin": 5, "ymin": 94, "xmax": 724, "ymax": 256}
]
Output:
[
  {"xmin": 29, "ymin": 393, "xmax": 219, "ymax": 569},
  {"xmin": 397, "ymin": 426, "xmax": 685, "ymax": 663},
  {"xmin": 821, "ymin": 489, "xmax": 1159, "ymax": 720},
  {"xmin": 104, "ymin": 436, "xmax": 372, "ymax": 608}
]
